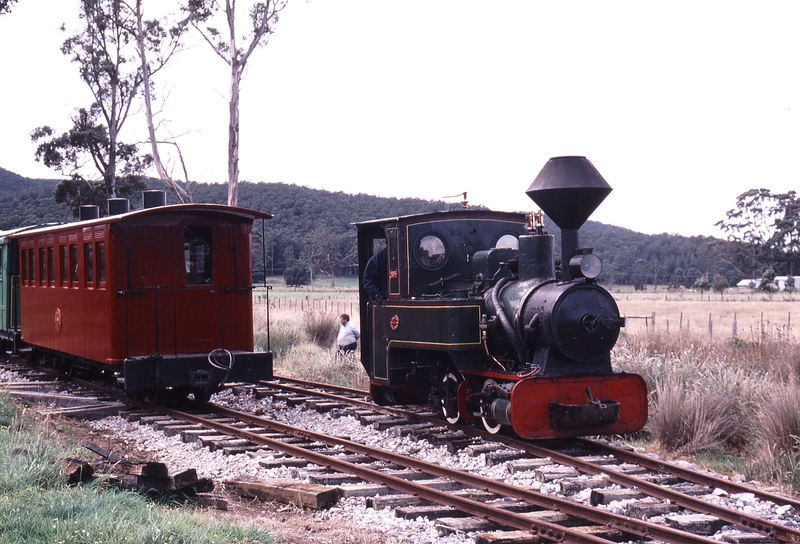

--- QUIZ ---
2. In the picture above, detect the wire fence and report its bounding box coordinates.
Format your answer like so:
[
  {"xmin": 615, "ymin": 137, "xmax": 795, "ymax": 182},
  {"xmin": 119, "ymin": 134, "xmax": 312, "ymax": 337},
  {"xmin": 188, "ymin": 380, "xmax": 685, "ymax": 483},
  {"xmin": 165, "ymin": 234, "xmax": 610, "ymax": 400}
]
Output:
[
  {"xmin": 255, "ymin": 297, "xmax": 358, "ymax": 317},
  {"xmin": 623, "ymin": 311, "xmax": 796, "ymax": 343}
]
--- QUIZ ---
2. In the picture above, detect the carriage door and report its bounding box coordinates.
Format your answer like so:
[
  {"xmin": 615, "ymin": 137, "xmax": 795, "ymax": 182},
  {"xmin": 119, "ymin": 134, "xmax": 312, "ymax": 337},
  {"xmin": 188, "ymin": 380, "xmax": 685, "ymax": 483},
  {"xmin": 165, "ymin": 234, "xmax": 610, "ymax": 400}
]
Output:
[{"xmin": 177, "ymin": 225, "xmax": 222, "ymax": 353}]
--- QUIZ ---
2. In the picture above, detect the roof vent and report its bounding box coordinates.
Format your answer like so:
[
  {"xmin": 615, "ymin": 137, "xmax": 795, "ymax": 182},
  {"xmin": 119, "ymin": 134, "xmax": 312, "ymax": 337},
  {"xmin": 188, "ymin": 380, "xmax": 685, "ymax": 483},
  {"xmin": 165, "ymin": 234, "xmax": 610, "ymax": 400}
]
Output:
[
  {"xmin": 108, "ymin": 198, "xmax": 130, "ymax": 215},
  {"xmin": 79, "ymin": 205, "xmax": 100, "ymax": 221},
  {"xmin": 143, "ymin": 190, "xmax": 166, "ymax": 209}
]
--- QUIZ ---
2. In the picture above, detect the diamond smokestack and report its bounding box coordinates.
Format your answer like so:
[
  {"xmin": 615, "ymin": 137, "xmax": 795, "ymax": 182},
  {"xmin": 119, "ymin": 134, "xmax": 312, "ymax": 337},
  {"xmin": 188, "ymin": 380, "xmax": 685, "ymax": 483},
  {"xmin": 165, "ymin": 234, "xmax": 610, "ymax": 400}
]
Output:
[{"xmin": 526, "ymin": 156, "xmax": 611, "ymax": 281}]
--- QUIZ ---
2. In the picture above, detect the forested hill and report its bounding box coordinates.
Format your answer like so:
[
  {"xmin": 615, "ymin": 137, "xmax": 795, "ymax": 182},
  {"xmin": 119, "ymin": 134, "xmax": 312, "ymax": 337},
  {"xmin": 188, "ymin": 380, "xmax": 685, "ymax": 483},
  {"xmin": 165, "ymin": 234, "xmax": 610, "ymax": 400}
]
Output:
[
  {"xmin": 0, "ymin": 167, "xmax": 72, "ymax": 227},
  {"xmin": 0, "ymin": 167, "xmax": 733, "ymax": 287}
]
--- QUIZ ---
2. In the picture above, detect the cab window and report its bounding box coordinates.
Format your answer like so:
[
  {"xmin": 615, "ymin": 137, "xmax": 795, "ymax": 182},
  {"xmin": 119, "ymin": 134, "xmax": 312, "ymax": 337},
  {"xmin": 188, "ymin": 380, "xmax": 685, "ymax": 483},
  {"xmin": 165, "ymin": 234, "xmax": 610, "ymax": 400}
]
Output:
[{"xmin": 414, "ymin": 233, "xmax": 448, "ymax": 271}]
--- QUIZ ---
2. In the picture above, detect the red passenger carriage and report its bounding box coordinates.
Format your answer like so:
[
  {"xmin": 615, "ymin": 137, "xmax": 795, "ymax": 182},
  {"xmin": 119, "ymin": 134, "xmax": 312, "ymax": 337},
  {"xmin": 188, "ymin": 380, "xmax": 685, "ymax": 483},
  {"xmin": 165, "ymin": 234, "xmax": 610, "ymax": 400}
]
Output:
[{"xmin": 12, "ymin": 200, "xmax": 273, "ymax": 401}]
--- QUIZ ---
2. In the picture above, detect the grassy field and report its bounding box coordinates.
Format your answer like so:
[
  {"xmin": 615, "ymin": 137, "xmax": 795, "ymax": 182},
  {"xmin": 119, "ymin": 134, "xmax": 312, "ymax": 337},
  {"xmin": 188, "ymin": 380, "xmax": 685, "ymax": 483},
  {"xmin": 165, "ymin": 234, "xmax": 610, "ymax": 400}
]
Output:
[
  {"xmin": 612, "ymin": 287, "xmax": 800, "ymax": 342},
  {"xmin": 0, "ymin": 393, "xmax": 275, "ymax": 543},
  {"xmin": 258, "ymin": 279, "xmax": 800, "ymax": 493}
]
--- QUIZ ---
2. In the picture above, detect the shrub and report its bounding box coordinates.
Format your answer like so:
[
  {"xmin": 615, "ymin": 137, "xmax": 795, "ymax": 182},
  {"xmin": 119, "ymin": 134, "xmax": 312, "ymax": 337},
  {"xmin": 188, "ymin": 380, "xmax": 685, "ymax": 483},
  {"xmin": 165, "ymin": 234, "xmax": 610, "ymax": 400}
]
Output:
[
  {"xmin": 650, "ymin": 375, "xmax": 739, "ymax": 454},
  {"xmin": 748, "ymin": 378, "xmax": 800, "ymax": 487},
  {"xmin": 284, "ymin": 265, "xmax": 311, "ymax": 286},
  {"xmin": 302, "ymin": 310, "xmax": 338, "ymax": 349}
]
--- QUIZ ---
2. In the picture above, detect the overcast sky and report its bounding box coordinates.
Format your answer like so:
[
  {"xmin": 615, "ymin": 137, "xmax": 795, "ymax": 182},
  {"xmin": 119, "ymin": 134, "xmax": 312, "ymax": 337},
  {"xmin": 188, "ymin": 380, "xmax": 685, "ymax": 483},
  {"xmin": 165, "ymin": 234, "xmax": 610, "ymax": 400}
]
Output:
[{"xmin": 1, "ymin": 1, "xmax": 799, "ymax": 237}]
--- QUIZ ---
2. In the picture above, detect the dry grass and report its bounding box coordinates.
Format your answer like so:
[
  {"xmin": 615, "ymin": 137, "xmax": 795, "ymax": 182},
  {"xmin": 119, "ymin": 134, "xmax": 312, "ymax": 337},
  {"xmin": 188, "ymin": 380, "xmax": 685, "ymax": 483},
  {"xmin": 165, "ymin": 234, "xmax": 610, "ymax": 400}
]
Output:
[
  {"xmin": 615, "ymin": 328, "xmax": 800, "ymax": 491},
  {"xmin": 254, "ymin": 301, "xmax": 369, "ymax": 390}
]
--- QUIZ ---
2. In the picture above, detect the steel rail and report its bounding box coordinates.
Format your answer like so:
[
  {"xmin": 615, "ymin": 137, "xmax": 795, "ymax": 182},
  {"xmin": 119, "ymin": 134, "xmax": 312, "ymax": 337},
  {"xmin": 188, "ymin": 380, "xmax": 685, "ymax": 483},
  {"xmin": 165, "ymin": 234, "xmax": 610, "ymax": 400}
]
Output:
[
  {"xmin": 503, "ymin": 436, "xmax": 800, "ymax": 543},
  {"xmin": 266, "ymin": 375, "xmax": 800, "ymax": 541},
  {"xmin": 269, "ymin": 375, "xmax": 370, "ymax": 397},
  {"xmin": 198, "ymin": 404, "xmax": 719, "ymax": 544},
  {"xmin": 573, "ymin": 437, "xmax": 800, "ymax": 511},
  {"xmin": 160, "ymin": 404, "xmax": 614, "ymax": 544}
]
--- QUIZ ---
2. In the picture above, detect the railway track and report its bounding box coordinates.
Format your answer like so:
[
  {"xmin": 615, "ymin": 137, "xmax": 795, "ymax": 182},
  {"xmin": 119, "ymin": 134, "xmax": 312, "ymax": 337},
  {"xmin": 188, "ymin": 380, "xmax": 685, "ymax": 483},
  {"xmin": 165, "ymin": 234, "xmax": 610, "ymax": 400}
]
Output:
[
  {"xmin": 257, "ymin": 376, "xmax": 800, "ymax": 544},
  {"xmin": 2, "ymin": 361, "xmax": 798, "ymax": 543}
]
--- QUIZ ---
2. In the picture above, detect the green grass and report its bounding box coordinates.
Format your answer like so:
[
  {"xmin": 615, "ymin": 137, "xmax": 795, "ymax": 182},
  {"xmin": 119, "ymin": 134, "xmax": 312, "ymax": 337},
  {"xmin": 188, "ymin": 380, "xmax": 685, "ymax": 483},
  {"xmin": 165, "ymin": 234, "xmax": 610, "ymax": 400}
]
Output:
[{"xmin": 0, "ymin": 392, "xmax": 274, "ymax": 544}]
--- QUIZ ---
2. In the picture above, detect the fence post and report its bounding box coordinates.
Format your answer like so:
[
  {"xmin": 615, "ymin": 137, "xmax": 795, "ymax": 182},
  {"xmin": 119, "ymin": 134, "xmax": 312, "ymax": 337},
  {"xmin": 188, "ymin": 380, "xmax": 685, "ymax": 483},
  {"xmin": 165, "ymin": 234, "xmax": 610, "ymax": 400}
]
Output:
[
  {"xmin": 651, "ymin": 312, "xmax": 656, "ymax": 329},
  {"xmin": 708, "ymin": 312, "xmax": 712, "ymax": 342},
  {"xmin": 732, "ymin": 313, "xmax": 737, "ymax": 338},
  {"xmin": 679, "ymin": 312, "xmax": 683, "ymax": 331}
]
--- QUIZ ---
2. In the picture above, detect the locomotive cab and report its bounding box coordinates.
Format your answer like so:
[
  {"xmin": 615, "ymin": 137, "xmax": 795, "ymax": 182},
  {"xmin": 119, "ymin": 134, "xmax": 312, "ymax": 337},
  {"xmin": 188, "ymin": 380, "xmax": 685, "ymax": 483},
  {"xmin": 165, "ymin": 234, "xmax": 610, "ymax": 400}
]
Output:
[
  {"xmin": 357, "ymin": 157, "xmax": 648, "ymax": 439},
  {"xmin": 357, "ymin": 210, "xmax": 529, "ymax": 399}
]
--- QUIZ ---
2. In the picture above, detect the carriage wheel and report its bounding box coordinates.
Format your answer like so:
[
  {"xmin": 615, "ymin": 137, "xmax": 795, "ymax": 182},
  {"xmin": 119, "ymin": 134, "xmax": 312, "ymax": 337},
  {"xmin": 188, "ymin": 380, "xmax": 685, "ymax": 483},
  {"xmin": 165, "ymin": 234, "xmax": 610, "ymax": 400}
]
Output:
[{"xmin": 191, "ymin": 387, "xmax": 213, "ymax": 405}]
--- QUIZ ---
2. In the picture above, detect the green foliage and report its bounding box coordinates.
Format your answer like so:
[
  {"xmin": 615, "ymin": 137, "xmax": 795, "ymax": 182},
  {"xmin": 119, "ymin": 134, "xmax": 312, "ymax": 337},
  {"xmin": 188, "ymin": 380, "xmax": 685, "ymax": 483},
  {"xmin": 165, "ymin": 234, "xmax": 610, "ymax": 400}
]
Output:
[
  {"xmin": 284, "ymin": 264, "xmax": 311, "ymax": 286},
  {"xmin": 759, "ymin": 266, "xmax": 777, "ymax": 292},
  {"xmin": 32, "ymin": 105, "xmax": 151, "ymax": 213},
  {"xmin": 693, "ymin": 276, "xmax": 711, "ymax": 293},
  {"xmin": 34, "ymin": 0, "xmax": 155, "ymax": 202},
  {"xmin": 0, "ymin": 0, "xmax": 16, "ymax": 15},
  {"xmin": 712, "ymin": 274, "xmax": 729, "ymax": 296},
  {"xmin": 716, "ymin": 188, "xmax": 800, "ymax": 279}
]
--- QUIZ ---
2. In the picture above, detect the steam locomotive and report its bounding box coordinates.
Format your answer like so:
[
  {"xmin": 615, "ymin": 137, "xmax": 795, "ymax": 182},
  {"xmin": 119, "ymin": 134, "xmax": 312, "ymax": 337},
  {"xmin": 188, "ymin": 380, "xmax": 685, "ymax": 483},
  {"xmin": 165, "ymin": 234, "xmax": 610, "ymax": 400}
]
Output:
[
  {"xmin": 0, "ymin": 192, "xmax": 273, "ymax": 402},
  {"xmin": 356, "ymin": 157, "xmax": 647, "ymax": 439}
]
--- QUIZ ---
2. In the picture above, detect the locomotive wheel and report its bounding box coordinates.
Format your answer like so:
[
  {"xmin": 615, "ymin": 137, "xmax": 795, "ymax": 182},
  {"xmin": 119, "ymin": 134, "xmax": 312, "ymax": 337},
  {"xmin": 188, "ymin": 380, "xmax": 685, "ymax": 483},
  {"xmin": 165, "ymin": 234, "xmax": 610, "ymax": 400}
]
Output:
[
  {"xmin": 441, "ymin": 372, "xmax": 462, "ymax": 424},
  {"xmin": 480, "ymin": 379, "xmax": 504, "ymax": 435}
]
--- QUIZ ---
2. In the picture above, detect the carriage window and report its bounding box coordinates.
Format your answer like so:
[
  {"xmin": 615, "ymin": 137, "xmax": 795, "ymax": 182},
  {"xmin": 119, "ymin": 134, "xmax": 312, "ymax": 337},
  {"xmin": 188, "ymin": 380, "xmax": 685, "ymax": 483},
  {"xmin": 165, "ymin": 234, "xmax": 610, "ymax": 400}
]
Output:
[
  {"xmin": 414, "ymin": 233, "xmax": 448, "ymax": 271},
  {"xmin": 495, "ymin": 234, "xmax": 519, "ymax": 250},
  {"xmin": 29, "ymin": 250, "xmax": 34, "ymax": 283},
  {"xmin": 48, "ymin": 247, "xmax": 55, "ymax": 285},
  {"xmin": 185, "ymin": 226, "xmax": 212, "ymax": 285},
  {"xmin": 21, "ymin": 250, "xmax": 27, "ymax": 285},
  {"xmin": 70, "ymin": 245, "xmax": 78, "ymax": 285},
  {"xmin": 98, "ymin": 243, "xmax": 106, "ymax": 284},
  {"xmin": 39, "ymin": 249, "xmax": 46, "ymax": 286},
  {"xmin": 60, "ymin": 247, "xmax": 68, "ymax": 285},
  {"xmin": 85, "ymin": 244, "xmax": 94, "ymax": 286}
]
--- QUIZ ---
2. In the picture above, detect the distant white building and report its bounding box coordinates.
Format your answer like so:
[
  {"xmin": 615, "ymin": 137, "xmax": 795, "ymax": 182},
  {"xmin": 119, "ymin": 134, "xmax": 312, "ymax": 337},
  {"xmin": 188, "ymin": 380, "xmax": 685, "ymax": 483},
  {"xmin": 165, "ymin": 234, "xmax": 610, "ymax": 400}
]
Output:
[{"xmin": 736, "ymin": 276, "xmax": 795, "ymax": 292}]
